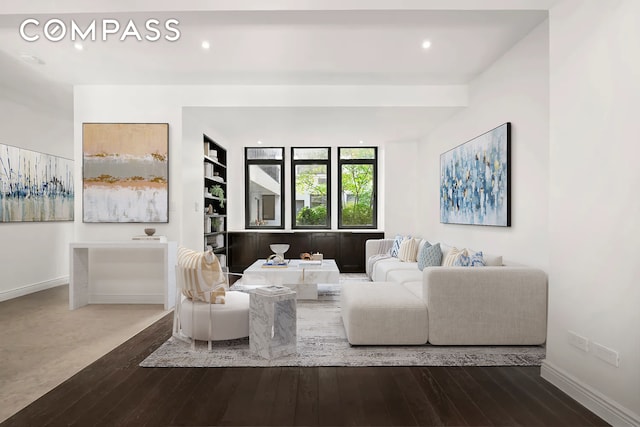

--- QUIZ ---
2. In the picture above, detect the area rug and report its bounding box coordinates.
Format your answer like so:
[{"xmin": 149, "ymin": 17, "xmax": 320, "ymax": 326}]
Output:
[{"xmin": 140, "ymin": 298, "xmax": 545, "ymax": 368}]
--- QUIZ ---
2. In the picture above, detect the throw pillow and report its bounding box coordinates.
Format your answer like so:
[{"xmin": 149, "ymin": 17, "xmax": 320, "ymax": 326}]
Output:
[
  {"xmin": 417, "ymin": 243, "xmax": 442, "ymax": 271},
  {"xmin": 390, "ymin": 235, "xmax": 404, "ymax": 257},
  {"xmin": 453, "ymin": 249, "xmax": 471, "ymax": 266},
  {"xmin": 416, "ymin": 240, "xmax": 431, "ymax": 269},
  {"xmin": 482, "ymin": 253, "xmax": 502, "ymax": 266},
  {"xmin": 452, "ymin": 249, "xmax": 486, "ymax": 267},
  {"xmin": 398, "ymin": 238, "xmax": 419, "ymax": 262},
  {"xmin": 470, "ymin": 250, "xmax": 486, "ymax": 267},
  {"xmin": 177, "ymin": 246, "xmax": 227, "ymax": 304},
  {"xmin": 442, "ymin": 246, "xmax": 463, "ymax": 266}
]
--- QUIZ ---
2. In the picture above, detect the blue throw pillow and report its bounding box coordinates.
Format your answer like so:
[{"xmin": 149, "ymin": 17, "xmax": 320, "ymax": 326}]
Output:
[
  {"xmin": 390, "ymin": 234, "xmax": 407, "ymax": 257},
  {"xmin": 470, "ymin": 251, "xmax": 486, "ymax": 267},
  {"xmin": 454, "ymin": 250, "xmax": 471, "ymax": 266},
  {"xmin": 453, "ymin": 249, "xmax": 486, "ymax": 267},
  {"xmin": 416, "ymin": 240, "xmax": 431, "ymax": 269},
  {"xmin": 417, "ymin": 243, "xmax": 442, "ymax": 271}
]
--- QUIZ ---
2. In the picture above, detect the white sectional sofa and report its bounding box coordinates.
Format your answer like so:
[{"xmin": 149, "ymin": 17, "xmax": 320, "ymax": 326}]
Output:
[{"xmin": 340, "ymin": 238, "xmax": 548, "ymax": 346}]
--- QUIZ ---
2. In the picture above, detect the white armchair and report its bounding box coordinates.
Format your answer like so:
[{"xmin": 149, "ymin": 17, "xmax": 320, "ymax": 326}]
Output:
[{"xmin": 172, "ymin": 247, "xmax": 250, "ymax": 350}]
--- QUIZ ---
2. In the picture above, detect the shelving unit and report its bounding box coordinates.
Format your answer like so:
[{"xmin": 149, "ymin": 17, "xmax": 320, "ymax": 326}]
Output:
[{"xmin": 203, "ymin": 135, "xmax": 228, "ymax": 270}]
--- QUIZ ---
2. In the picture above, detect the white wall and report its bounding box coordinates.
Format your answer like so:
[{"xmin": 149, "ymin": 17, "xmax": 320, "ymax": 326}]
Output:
[
  {"xmin": 74, "ymin": 86, "xmax": 467, "ymax": 253},
  {"xmin": 384, "ymin": 139, "xmax": 421, "ymax": 237},
  {"xmin": 0, "ymin": 57, "xmax": 74, "ymax": 301},
  {"xmin": 543, "ymin": 1, "xmax": 640, "ymax": 424},
  {"xmin": 415, "ymin": 20, "xmax": 550, "ymax": 268}
]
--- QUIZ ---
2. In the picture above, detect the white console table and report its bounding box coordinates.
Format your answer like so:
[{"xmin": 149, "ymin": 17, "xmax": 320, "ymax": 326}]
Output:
[{"xmin": 69, "ymin": 241, "xmax": 177, "ymax": 310}]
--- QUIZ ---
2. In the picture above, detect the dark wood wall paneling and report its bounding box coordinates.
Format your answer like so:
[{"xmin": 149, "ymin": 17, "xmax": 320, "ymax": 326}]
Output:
[{"xmin": 228, "ymin": 232, "xmax": 384, "ymax": 273}]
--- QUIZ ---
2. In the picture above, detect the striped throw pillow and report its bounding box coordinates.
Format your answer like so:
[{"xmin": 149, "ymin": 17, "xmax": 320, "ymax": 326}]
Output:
[
  {"xmin": 398, "ymin": 238, "xmax": 420, "ymax": 262},
  {"xmin": 177, "ymin": 246, "xmax": 227, "ymax": 304},
  {"xmin": 442, "ymin": 246, "xmax": 463, "ymax": 267}
]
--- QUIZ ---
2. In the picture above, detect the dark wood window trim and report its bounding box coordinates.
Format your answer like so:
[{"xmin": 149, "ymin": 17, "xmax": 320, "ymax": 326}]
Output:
[
  {"xmin": 291, "ymin": 147, "xmax": 331, "ymax": 230},
  {"xmin": 338, "ymin": 147, "xmax": 378, "ymax": 229},
  {"xmin": 244, "ymin": 147, "xmax": 285, "ymax": 229}
]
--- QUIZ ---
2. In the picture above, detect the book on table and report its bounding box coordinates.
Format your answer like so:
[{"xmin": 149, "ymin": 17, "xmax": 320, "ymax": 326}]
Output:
[
  {"xmin": 132, "ymin": 235, "xmax": 167, "ymax": 243},
  {"xmin": 298, "ymin": 259, "xmax": 322, "ymax": 266},
  {"xmin": 262, "ymin": 259, "xmax": 289, "ymax": 268}
]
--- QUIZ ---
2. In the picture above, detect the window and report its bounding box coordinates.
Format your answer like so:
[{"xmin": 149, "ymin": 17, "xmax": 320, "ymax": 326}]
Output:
[
  {"xmin": 245, "ymin": 147, "xmax": 284, "ymax": 228},
  {"xmin": 291, "ymin": 147, "xmax": 330, "ymax": 229},
  {"xmin": 338, "ymin": 147, "xmax": 377, "ymax": 229}
]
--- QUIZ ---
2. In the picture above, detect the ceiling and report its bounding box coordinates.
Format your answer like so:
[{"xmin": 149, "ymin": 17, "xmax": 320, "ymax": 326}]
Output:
[
  {"xmin": 0, "ymin": 2, "xmax": 552, "ymax": 142},
  {"xmin": 187, "ymin": 106, "xmax": 462, "ymax": 146}
]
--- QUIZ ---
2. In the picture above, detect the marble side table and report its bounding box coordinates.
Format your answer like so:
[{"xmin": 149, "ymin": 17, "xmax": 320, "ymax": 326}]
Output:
[{"xmin": 249, "ymin": 286, "xmax": 297, "ymax": 359}]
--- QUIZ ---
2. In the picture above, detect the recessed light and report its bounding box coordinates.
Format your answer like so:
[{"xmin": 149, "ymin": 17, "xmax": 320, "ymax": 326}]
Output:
[
  {"xmin": 257, "ymin": 140, "xmax": 262, "ymax": 145},
  {"xmin": 359, "ymin": 140, "xmax": 364, "ymax": 144},
  {"xmin": 422, "ymin": 40, "xmax": 432, "ymax": 49},
  {"xmin": 201, "ymin": 41, "xmax": 210, "ymax": 49},
  {"xmin": 74, "ymin": 43, "xmax": 83, "ymax": 51}
]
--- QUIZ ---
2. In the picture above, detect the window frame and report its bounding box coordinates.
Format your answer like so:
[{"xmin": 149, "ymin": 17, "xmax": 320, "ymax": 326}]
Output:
[
  {"xmin": 337, "ymin": 147, "xmax": 378, "ymax": 229},
  {"xmin": 290, "ymin": 147, "xmax": 331, "ymax": 230},
  {"xmin": 244, "ymin": 147, "xmax": 285, "ymax": 229}
]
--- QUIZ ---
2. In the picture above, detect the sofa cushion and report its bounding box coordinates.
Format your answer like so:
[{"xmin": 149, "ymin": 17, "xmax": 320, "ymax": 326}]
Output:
[
  {"xmin": 387, "ymin": 269, "xmax": 422, "ymax": 285},
  {"xmin": 425, "ymin": 267, "xmax": 548, "ymax": 345},
  {"xmin": 417, "ymin": 242, "xmax": 442, "ymax": 271},
  {"xmin": 341, "ymin": 282, "xmax": 428, "ymax": 345},
  {"xmin": 401, "ymin": 281, "xmax": 424, "ymax": 299},
  {"xmin": 398, "ymin": 238, "xmax": 419, "ymax": 262},
  {"xmin": 371, "ymin": 258, "xmax": 418, "ymax": 282}
]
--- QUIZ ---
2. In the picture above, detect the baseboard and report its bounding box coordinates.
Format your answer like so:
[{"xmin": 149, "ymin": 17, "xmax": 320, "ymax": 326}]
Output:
[
  {"xmin": 89, "ymin": 294, "xmax": 164, "ymax": 304},
  {"xmin": 0, "ymin": 276, "xmax": 68, "ymax": 302},
  {"xmin": 541, "ymin": 360, "xmax": 640, "ymax": 427}
]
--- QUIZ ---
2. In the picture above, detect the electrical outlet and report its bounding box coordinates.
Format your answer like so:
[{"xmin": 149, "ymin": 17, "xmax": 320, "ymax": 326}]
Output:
[
  {"xmin": 568, "ymin": 330, "xmax": 589, "ymax": 352},
  {"xmin": 592, "ymin": 342, "xmax": 619, "ymax": 367}
]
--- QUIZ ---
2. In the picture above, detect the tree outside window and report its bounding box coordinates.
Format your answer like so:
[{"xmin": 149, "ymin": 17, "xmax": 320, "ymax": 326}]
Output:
[
  {"xmin": 292, "ymin": 147, "xmax": 330, "ymax": 228},
  {"xmin": 339, "ymin": 147, "xmax": 377, "ymax": 228}
]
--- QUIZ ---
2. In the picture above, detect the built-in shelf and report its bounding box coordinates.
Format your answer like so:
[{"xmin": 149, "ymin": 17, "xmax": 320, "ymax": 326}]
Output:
[
  {"xmin": 203, "ymin": 135, "xmax": 228, "ymax": 269},
  {"xmin": 204, "ymin": 176, "xmax": 226, "ymax": 184},
  {"xmin": 204, "ymin": 155, "xmax": 227, "ymax": 168}
]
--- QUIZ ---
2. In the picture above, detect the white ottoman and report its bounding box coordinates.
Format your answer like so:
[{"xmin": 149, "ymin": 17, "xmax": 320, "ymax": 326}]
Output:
[
  {"xmin": 178, "ymin": 291, "xmax": 250, "ymax": 341},
  {"xmin": 340, "ymin": 282, "xmax": 429, "ymax": 345}
]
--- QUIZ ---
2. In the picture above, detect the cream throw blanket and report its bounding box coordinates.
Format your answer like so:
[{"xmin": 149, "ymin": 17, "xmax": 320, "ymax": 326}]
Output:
[{"xmin": 177, "ymin": 246, "xmax": 227, "ymax": 304}]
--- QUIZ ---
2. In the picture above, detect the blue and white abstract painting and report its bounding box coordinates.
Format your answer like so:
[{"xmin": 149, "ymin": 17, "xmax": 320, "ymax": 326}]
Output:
[
  {"xmin": 440, "ymin": 123, "xmax": 510, "ymax": 226},
  {"xmin": 0, "ymin": 143, "xmax": 74, "ymax": 222}
]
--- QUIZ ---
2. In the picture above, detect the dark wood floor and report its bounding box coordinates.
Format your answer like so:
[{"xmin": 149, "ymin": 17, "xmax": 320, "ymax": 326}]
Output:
[{"xmin": 3, "ymin": 313, "xmax": 608, "ymax": 427}]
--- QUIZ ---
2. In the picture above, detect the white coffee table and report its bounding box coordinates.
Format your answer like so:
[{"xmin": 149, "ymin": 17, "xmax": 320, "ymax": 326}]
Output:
[{"xmin": 242, "ymin": 259, "xmax": 340, "ymax": 299}]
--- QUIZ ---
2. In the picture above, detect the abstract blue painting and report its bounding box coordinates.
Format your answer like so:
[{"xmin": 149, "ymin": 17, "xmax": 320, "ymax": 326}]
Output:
[
  {"xmin": 0, "ymin": 143, "xmax": 74, "ymax": 222},
  {"xmin": 440, "ymin": 123, "xmax": 510, "ymax": 226}
]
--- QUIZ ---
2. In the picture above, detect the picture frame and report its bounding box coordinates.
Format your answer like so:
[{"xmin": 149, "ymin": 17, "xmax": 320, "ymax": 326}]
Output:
[
  {"xmin": 82, "ymin": 123, "xmax": 169, "ymax": 223},
  {"xmin": 440, "ymin": 122, "xmax": 511, "ymax": 227},
  {"xmin": 0, "ymin": 143, "xmax": 74, "ymax": 222}
]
